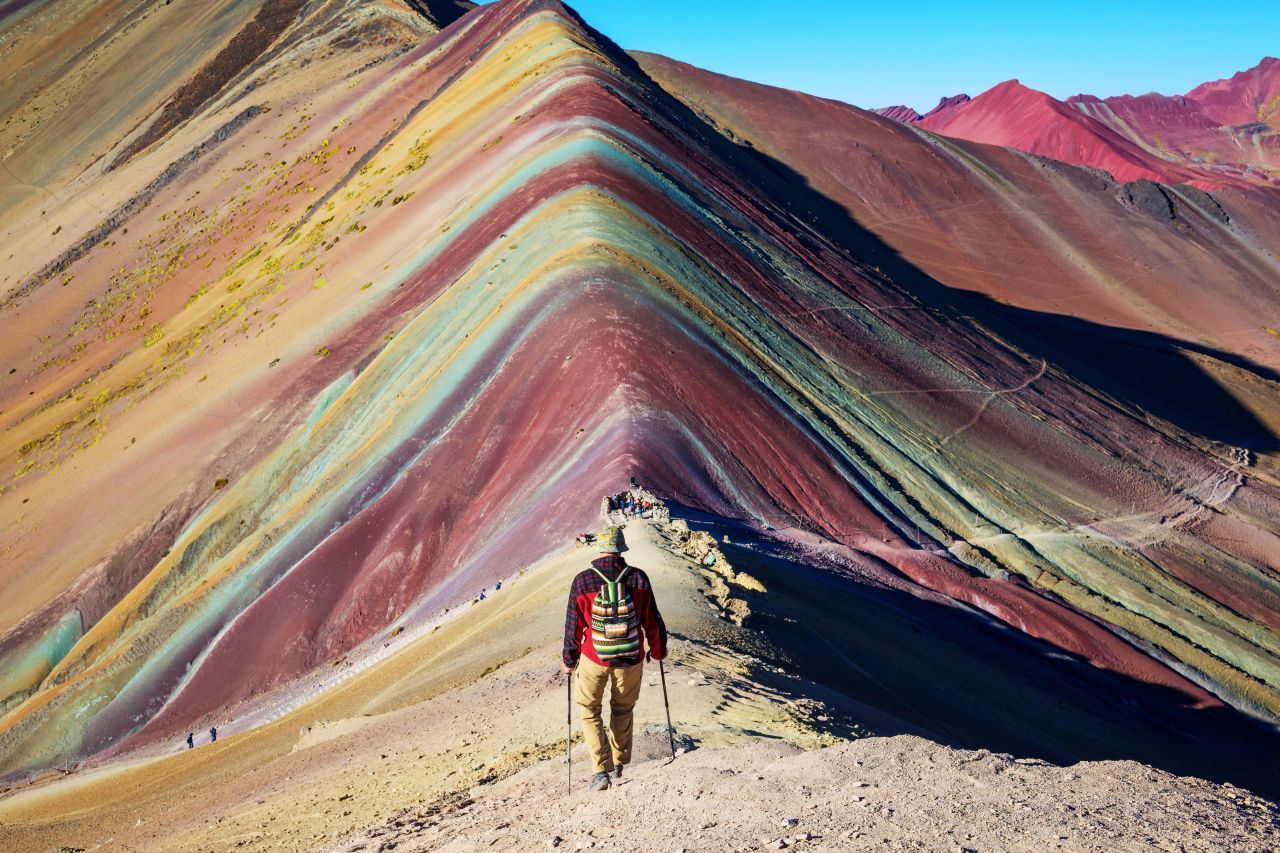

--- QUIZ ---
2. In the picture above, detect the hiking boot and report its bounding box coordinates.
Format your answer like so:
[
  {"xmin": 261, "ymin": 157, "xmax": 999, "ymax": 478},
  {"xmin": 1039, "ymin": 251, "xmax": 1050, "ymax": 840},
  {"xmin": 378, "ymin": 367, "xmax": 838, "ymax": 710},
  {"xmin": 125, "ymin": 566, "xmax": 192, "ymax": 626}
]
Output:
[
  {"xmin": 612, "ymin": 765, "xmax": 623, "ymax": 780},
  {"xmin": 589, "ymin": 771, "xmax": 612, "ymax": 792}
]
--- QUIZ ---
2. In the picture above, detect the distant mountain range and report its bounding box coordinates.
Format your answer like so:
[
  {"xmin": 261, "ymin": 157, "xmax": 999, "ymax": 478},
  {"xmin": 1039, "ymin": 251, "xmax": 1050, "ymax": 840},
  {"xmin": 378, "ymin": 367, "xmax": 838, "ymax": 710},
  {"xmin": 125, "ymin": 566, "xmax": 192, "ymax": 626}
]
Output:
[{"xmin": 877, "ymin": 57, "xmax": 1280, "ymax": 187}]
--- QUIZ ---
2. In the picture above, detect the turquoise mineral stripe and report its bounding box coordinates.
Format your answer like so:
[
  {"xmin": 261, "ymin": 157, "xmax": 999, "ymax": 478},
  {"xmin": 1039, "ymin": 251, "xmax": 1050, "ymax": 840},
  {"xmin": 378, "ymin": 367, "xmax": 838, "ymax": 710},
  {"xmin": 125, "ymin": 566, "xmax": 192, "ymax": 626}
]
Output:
[{"xmin": 384, "ymin": 122, "xmax": 716, "ymax": 291}]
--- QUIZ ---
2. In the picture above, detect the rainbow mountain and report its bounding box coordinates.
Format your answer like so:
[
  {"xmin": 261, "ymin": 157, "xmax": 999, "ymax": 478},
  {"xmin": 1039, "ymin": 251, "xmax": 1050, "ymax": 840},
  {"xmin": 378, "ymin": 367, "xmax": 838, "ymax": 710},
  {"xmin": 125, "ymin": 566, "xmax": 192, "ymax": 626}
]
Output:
[{"xmin": 2, "ymin": 0, "xmax": 1280, "ymax": 791}]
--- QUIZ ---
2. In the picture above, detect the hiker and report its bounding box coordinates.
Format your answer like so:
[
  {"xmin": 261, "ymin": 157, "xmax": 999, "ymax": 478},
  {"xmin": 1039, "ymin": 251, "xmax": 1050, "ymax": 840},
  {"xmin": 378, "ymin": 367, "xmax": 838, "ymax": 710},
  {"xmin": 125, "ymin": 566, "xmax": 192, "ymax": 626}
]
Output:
[
  {"xmin": 562, "ymin": 525, "xmax": 667, "ymax": 791},
  {"xmin": 495, "ymin": 580, "xmax": 502, "ymax": 592},
  {"xmin": 186, "ymin": 732, "xmax": 194, "ymax": 750},
  {"xmin": 209, "ymin": 726, "xmax": 217, "ymax": 743}
]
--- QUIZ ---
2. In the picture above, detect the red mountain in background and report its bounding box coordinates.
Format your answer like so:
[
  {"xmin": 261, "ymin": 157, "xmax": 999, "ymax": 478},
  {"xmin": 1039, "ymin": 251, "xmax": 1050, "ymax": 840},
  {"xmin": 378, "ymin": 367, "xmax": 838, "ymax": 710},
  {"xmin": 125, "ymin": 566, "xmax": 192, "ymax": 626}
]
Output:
[
  {"xmin": 873, "ymin": 103, "xmax": 922, "ymax": 123},
  {"xmin": 874, "ymin": 94, "xmax": 971, "ymax": 124},
  {"xmin": 881, "ymin": 58, "xmax": 1280, "ymax": 188}
]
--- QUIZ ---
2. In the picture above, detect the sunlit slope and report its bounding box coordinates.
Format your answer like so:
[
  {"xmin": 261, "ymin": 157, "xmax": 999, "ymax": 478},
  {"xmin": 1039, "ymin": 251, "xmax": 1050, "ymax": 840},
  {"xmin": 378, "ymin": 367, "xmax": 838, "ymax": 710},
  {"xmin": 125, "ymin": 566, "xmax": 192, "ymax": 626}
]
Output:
[
  {"xmin": 1, "ymin": 0, "xmax": 1279, "ymax": 776},
  {"xmin": 0, "ymin": 0, "xmax": 462, "ymax": 223}
]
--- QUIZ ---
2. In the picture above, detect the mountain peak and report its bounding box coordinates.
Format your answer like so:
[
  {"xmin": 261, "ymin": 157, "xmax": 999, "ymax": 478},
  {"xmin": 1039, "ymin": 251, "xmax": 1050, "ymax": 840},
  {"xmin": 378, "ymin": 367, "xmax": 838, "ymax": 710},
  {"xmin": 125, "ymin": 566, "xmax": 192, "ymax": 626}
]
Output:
[
  {"xmin": 1189, "ymin": 54, "xmax": 1280, "ymax": 91},
  {"xmin": 907, "ymin": 56, "xmax": 1278, "ymax": 187},
  {"xmin": 983, "ymin": 78, "xmax": 1053, "ymax": 101},
  {"xmin": 875, "ymin": 104, "xmax": 924, "ymax": 122},
  {"xmin": 922, "ymin": 92, "xmax": 970, "ymax": 118},
  {"xmin": 1185, "ymin": 55, "xmax": 1280, "ymax": 125}
]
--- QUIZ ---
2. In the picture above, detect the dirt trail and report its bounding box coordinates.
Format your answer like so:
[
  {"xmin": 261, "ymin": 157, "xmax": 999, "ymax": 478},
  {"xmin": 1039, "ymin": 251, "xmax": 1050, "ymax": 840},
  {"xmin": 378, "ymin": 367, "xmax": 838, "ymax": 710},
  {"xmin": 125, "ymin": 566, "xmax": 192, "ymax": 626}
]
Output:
[
  {"xmin": 335, "ymin": 732, "xmax": 1280, "ymax": 852},
  {"xmin": 1, "ymin": 516, "xmax": 1277, "ymax": 851}
]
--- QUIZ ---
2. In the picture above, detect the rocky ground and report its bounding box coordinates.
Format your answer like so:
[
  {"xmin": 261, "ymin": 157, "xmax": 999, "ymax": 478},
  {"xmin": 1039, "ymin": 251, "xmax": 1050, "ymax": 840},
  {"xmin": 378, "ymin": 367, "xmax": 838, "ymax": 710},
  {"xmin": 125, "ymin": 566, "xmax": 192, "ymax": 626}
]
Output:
[{"xmin": 335, "ymin": 732, "xmax": 1280, "ymax": 852}]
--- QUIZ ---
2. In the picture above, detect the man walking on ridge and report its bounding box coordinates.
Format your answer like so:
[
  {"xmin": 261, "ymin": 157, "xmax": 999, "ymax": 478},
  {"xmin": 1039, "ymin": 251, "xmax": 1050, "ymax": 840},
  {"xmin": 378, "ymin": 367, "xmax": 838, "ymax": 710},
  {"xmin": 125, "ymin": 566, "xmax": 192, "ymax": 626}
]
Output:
[{"xmin": 562, "ymin": 524, "xmax": 667, "ymax": 791}]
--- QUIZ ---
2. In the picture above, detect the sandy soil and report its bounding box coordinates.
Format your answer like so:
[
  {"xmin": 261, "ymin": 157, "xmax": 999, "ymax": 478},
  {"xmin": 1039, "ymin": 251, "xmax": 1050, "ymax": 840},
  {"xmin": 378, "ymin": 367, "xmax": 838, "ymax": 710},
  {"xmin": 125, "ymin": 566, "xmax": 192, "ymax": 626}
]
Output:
[{"xmin": 1, "ymin": 518, "xmax": 1276, "ymax": 851}]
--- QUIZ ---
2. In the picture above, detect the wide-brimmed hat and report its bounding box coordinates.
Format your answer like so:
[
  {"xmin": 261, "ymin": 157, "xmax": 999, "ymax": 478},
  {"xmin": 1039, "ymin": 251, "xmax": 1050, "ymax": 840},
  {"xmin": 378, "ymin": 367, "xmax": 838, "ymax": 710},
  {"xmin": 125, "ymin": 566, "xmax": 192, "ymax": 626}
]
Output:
[{"xmin": 597, "ymin": 525, "xmax": 628, "ymax": 553}]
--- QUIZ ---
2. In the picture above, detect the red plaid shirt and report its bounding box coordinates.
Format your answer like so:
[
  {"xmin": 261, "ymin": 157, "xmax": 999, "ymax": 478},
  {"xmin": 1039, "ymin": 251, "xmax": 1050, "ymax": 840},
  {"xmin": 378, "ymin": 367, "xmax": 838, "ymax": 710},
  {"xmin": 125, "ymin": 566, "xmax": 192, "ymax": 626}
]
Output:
[{"xmin": 563, "ymin": 555, "xmax": 667, "ymax": 668}]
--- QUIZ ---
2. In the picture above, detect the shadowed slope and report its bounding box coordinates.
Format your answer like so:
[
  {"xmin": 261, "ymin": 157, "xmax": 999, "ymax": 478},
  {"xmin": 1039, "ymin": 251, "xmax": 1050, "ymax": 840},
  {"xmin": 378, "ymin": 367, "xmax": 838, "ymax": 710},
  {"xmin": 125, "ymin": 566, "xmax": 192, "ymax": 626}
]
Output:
[
  {"xmin": 0, "ymin": 0, "xmax": 450, "ymax": 220},
  {"xmin": 0, "ymin": 0, "xmax": 1279, "ymax": 791}
]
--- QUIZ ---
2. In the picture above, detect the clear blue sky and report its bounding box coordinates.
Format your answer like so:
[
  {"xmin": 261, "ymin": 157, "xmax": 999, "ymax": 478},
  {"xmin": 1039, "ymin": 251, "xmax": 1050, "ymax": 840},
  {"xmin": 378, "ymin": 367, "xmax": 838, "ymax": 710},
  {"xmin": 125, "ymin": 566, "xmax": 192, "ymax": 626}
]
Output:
[{"xmin": 562, "ymin": 0, "xmax": 1276, "ymax": 112}]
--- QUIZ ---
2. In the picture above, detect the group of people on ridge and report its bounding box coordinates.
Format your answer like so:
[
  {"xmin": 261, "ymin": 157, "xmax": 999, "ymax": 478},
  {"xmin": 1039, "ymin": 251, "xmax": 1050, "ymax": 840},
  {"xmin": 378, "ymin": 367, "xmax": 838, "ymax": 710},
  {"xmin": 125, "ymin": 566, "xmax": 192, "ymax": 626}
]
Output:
[{"xmin": 606, "ymin": 491, "xmax": 651, "ymax": 519}]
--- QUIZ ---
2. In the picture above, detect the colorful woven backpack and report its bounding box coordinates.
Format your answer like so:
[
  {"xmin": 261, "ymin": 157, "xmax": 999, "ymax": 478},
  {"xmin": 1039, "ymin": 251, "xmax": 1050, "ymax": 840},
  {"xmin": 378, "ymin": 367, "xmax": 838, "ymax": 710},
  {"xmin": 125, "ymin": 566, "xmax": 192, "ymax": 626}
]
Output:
[{"xmin": 590, "ymin": 565, "xmax": 640, "ymax": 662}]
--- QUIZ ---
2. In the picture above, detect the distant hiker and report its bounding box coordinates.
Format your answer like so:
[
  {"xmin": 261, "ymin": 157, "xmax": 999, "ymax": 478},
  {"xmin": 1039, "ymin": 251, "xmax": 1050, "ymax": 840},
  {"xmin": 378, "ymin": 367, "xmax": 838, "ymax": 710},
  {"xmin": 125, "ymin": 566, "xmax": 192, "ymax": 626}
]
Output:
[
  {"xmin": 495, "ymin": 580, "xmax": 503, "ymax": 592},
  {"xmin": 478, "ymin": 588, "xmax": 487, "ymax": 601},
  {"xmin": 209, "ymin": 726, "xmax": 217, "ymax": 743},
  {"xmin": 562, "ymin": 525, "xmax": 667, "ymax": 791},
  {"xmin": 186, "ymin": 732, "xmax": 194, "ymax": 750}
]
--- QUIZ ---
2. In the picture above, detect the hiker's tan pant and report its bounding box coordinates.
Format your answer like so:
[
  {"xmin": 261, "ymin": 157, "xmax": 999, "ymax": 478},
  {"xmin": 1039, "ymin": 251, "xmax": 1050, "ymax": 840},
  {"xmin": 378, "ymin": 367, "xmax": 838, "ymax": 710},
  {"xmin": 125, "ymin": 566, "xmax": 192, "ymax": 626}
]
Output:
[{"xmin": 574, "ymin": 656, "xmax": 643, "ymax": 774}]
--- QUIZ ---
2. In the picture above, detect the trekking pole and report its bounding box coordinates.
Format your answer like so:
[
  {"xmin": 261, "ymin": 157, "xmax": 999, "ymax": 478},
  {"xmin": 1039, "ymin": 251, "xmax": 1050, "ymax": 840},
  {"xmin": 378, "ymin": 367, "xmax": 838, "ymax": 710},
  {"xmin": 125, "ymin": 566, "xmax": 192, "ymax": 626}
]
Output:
[
  {"xmin": 566, "ymin": 671, "xmax": 573, "ymax": 793},
  {"xmin": 659, "ymin": 659, "xmax": 676, "ymax": 760}
]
